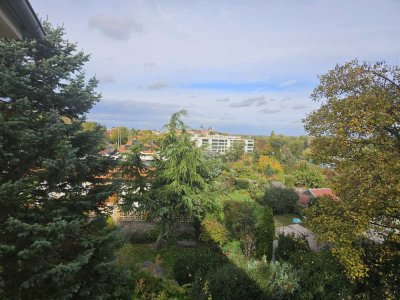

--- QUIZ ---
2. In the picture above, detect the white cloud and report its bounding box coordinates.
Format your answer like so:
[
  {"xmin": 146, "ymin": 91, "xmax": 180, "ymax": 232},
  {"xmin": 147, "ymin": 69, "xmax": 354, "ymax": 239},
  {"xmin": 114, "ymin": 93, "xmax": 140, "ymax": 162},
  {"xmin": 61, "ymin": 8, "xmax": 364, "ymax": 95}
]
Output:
[{"xmin": 30, "ymin": 0, "xmax": 400, "ymax": 135}]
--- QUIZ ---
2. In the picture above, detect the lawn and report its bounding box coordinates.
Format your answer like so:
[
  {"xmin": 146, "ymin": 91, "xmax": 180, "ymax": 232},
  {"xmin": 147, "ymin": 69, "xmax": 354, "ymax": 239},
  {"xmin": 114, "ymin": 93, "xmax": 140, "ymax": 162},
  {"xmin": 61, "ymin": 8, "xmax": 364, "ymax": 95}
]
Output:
[
  {"xmin": 116, "ymin": 243, "xmax": 199, "ymax": 278},
  {"xmin": 273, "ymin": 214, "xmax": 300, "ymax": 227},
  {"xmin": 226, "ymin": 191, "xmax": 253, "ymax": 202}
]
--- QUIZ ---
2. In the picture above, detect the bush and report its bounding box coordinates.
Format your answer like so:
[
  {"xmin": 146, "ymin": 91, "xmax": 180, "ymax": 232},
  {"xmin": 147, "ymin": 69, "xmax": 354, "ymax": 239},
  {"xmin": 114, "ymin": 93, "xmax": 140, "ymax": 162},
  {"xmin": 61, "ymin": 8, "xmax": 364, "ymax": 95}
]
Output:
[
  {"xmin": 275, "ymin": 234, "xmax": 310, "ymax": 261},
  {"xmin": 235, "ymin": 178, "xmax": 250, "ymax": 189},
  {"xmin": 284, "ymin": 175, "xmax": 295, "ymax": 188},
  {"xmin": 293, "ymin": 163, "xmax": 325, "ymax": 188},
  {"xmin": 250, "ymin": 261, "xmax": 300, "ymax": 299},
  {"xmin": 223, "ymin": 201, "xmax": 257, "ymax": 238},
  {"xmin": 173, "ymin": 249, "xmax": 226, "ymax": 285},
  {"xmin": 255, "ymin": 206, "xmax": 275, "ymax": 260},
  {"xmin": 290, "ymin": 251, "xmax": 354, "ymax": 300},
  {"xmin": 199, "ymin": 217, "xmax": 228, "ymax": 247},
  {"xmin": 132, "ymin": 270, "xmax": 189, "ymax": 300},
  {"xmin": 127, "ymin": 229, "xmax": 159, "ymax": 244},
  {"xmin": 223, "ymin": 200, "xmax": 258, "ymax": 257},
  {"xmin": 201, "ymin": 264, "xmax": 266, "ymax": 300},
  {"xmin": 261, "ymin": 187, "xmax": 298, "ymax": 214}
]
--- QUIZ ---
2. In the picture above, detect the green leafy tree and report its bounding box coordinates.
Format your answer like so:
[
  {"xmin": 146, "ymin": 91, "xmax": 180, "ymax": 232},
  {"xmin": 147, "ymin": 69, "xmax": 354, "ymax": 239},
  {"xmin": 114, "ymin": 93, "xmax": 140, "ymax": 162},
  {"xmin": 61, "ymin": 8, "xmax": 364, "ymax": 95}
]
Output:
[
  {"xmin": 223, "ymin": 200, "xmax": 258, "ymax": 257},
  {"xmin": 304, "ymin": 60, "xmax": 400, "ymax": 290},
  {"xmin": 224, "ymin": 140, "xmax": 245, "ymax": 162},
  {"xmin": 0, "ymin": 24, "xmax": 125, "ymax": 298},
  {"xmin": 109, "ymin": 126, "xmax": 129, "ymax": 145},
  {"xmin": 293, "ymin": 163, "xmax": 325, "ymax": 188},
  {"xmin": 275, "ymin": 234, "xmax": 310, "ymax": 261},
  {"xmin": 290, "ymin": 251, "xmax": 354, "ymax": 300},
  {"xmin": 255, "ymin": 206, "xmax": 275, "ymax": 260},
  {"xmin": 261, "ymin": 187, "xmax": 298, "ymax": 214}
]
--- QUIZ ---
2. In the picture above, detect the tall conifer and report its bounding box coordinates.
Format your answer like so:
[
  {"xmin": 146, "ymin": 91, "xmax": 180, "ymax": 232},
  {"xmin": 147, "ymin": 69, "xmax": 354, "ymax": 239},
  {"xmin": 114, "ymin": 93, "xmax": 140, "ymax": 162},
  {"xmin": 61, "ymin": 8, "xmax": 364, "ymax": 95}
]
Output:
[{"xmin": 0, "ymin": 24, "xmax": 124, "ymax": 299}]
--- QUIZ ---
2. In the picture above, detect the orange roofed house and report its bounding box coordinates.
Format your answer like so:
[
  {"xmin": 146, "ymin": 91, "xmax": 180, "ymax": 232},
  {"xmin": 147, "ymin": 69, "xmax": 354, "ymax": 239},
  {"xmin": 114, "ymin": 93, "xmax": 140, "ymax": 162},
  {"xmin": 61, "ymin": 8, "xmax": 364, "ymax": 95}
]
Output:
[{"xmin": 299, "ymin": 188, "xmax": 336, "ymax": 207}]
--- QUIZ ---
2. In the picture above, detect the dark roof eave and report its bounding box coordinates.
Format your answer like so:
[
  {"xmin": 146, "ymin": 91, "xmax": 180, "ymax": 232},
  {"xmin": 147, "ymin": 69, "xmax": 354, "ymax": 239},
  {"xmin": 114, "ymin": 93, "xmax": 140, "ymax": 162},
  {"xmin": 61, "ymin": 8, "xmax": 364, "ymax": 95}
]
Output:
[{"xmin": 6, "ymin": 0, "xmax": 45, "ymax": 40}]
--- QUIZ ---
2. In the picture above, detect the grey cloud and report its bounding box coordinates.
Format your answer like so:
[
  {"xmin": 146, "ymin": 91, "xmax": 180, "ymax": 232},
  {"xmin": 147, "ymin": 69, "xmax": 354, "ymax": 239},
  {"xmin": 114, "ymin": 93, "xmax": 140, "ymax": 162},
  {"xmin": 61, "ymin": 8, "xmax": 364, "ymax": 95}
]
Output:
[
  {"xmin": 89, "ymin": 15, "xmax": 144, "ymax": 40},
  {"xmin": 230, "ymin": 96, "xmax": 267, "ymax": 107},
  {"xmin": 89, "ymin": 99, "xmax": 178, "ymax": 126},
  {"xmin": 281, "ymin": 97, "xmax": 291, "ymax": 101},
  {"xmin": 147, "ymin": 80, "xmax": 168, "ymax": 90},
  {"xmin": 216, "ymin": 97, "xmax": 230, "ymax": 102},
  {"xmin": 97, "ymin": 75, "xmax": 115, "ymax": 84},
  {"xmin": 260, "ymin": 108, "xmax": 281, "ymax": 114},
  {"xmin": 292, "ymin": 105, "xmax": 309, "ymax": 110}
]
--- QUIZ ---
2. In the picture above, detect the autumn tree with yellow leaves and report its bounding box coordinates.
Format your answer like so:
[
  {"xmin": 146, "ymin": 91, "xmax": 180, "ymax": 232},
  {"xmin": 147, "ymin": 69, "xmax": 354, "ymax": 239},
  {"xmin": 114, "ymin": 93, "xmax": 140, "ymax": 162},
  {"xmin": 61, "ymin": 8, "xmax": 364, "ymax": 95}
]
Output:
[
  {"xmin": 257, "ymin": 155, "xmax": 284, "ymax": 181},
  {"xmin": 304, "ymin": 61, "xmax": 400, "ymax": 298}
]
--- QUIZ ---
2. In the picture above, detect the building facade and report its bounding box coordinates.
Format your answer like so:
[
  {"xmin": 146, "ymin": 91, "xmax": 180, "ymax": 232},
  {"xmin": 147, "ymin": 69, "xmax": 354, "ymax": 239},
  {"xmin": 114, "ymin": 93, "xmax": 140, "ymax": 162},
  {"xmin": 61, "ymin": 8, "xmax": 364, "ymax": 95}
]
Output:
[{"xmin": 192, "ymin": 135, "xmax": 254, "ymax": 154}]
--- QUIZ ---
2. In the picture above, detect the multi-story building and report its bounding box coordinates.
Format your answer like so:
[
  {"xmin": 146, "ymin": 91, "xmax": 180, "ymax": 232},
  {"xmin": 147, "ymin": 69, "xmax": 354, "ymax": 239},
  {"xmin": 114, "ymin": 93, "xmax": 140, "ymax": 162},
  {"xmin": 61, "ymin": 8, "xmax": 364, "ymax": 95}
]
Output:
[{"xmin": 192, "ymin": 135, "xmax": 254, "ymax": 154}]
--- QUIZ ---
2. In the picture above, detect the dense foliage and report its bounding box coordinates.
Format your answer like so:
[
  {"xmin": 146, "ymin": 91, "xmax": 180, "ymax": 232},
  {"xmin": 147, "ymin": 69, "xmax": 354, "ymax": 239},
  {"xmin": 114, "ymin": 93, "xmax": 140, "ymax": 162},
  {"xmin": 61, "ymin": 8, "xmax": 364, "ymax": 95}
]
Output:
[
  {"xmin": 250, "ymin": 261, "xmax": 300, "ymax": 299},
  {"xmin": 173, "ymin": 249, "xmax": 226, "ymax": 285},
  {"xmin": 202, "ymin": 264, "xmax": 266, "ymax": 300},
  {"xmin": 223, "ymin": 200, "xmax": 259, "ymax": 257},
  {"xmin": 119, "ymin": 111, "xmax": 217, "ymax": 248},
  {"xmin": 0, "ymin": 24, "xmax": 125, "ymax": 298},
  {"xmin": 261, "ymin": 187, "xmax": 298, "ymax": 214},
  {"xmin": 293, "ymin": 163, "xmax": 325, "ymax": 188},
  {"xmin": 275, "ymin": 234, "xmax": 310, "ymax": 261},
  {"xmin": 255, "ymin": 206, "xmax": 275, "ymax": 260},
  {"xmin": 199, "ymin": 217, "xmax": 228, "ymax": 247},
  {"xmin": 290, "ymin": 251, "xmax": 354, "ymax": 300},
  {"xmin": 304, "ymin": 61, "xmax": 400, "ymax": 289}
]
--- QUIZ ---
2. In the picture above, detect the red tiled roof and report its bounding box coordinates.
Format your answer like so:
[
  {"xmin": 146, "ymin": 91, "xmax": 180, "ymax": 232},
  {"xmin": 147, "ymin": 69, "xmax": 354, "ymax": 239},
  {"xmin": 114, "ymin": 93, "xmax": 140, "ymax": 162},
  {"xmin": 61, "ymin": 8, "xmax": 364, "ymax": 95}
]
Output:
[
  {"xmin": 309, "ymin": 188, "xmax": 334, "ymax": 198},
  {"xmin": 299, "ymin": 194, "xmax": 309, "ymax": 207}
]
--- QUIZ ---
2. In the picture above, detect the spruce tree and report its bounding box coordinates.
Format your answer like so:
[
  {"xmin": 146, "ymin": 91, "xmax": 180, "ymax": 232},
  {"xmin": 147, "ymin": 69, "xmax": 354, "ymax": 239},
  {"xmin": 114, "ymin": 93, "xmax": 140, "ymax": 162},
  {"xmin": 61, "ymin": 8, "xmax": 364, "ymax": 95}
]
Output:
[{"xmin": 0, "ymin": 24, "xmax": 125, "ymax": 299}]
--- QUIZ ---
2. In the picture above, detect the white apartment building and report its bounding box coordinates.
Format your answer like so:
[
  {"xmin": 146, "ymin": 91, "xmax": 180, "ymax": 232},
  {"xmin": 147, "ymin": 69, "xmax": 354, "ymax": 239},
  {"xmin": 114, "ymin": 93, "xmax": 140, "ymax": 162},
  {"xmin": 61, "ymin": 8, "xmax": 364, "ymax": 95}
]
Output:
[{"xmin": 192, "ymin": 135, "xmax": 254, "ymax": 154}]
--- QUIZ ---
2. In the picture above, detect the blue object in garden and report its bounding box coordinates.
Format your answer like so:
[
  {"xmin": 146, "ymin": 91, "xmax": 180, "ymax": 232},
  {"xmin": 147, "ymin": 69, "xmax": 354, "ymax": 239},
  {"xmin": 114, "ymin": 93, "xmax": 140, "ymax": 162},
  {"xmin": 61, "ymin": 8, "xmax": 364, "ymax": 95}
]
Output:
[{"xmin": 292, "ymin": 218, "xmax": 301, "ymax": 224}]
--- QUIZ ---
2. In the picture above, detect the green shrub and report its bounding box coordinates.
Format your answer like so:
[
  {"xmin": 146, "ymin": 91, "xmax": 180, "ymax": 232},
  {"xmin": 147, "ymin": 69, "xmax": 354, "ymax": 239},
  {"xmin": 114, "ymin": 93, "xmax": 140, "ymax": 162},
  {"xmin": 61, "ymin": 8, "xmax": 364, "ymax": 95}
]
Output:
[
  {"xmin": 199, "ymin": 217, "xmax": 228, "ymax": 246},
  {"xmin": 293, "ymin": 163, "xmax": 325, "ymax": 188},
  {"xmin": 261, "ymin": 187, "xmax": 298, "ymax": 214},
  {"xmin": 275, "ymin": 234, "xmax": 310, "ymax": 261},
  {"xmin": 203, "ymin": 264, "xmax": 266, "ymax": 300},
  {"xmin": 255, "ymin": 206, "xmax": 275, "ymax": 260},
  {"xmin": 173, "ymin": 249, "xmax": 226, "ymax": 285},
  {"xmin": 250, "ymin": 261, "xmax": 300, "ymax": 299},
  {"xmin": 223, "ymin": 200, "xmax": 258, "ymax": 257},
  {"xmin": 284, "ymin": 175, "xmax": 295, "ymax": 188},
  {"xmin": 290, "ymin": 251, "xmax": 354, "ymax": 300},
  {"xmin": 132, "ymin": 269, "xmax": 189, "ymax": 300},
  {"xmin": 127, "ymin": 229, "xmax": 159, "ymax": 244},
  {"xmin": 223, "ymin": 200, "xmax": 257, "ymax": 238},
  {"xmin": 235, "ymin": 178, "xmax": 250, "ymax": 189}
]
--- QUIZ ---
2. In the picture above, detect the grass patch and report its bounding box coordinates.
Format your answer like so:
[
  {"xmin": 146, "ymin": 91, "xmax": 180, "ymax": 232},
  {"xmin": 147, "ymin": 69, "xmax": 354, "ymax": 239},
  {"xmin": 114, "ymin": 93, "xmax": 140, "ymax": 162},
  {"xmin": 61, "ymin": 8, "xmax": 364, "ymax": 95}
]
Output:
[
  {"xmin": 226, "ymin": 191, "xmax": 253, "ymax": 202},
  {"xmin": 116, "ymin": 243, "xmax": 199, "ymax": 278},
  {"xmin": 273, "ymin": 214, "xmax": 300, "ymax": 227}
]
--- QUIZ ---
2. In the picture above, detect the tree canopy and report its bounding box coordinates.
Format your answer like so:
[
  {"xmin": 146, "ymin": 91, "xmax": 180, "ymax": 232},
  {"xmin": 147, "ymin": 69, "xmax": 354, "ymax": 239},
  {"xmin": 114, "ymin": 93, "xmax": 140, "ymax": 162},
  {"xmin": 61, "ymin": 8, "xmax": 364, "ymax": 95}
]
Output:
[
  {"xmin": 0, "ymin": 24, "xmax": 124, "ymax": 298},
  {"xmin": 119, "ymin": 110, "xmax": 217, "ymax": 248},
  {"xmin": 304, "ymin": 60, "xmax": 400, "ymax": 292}
]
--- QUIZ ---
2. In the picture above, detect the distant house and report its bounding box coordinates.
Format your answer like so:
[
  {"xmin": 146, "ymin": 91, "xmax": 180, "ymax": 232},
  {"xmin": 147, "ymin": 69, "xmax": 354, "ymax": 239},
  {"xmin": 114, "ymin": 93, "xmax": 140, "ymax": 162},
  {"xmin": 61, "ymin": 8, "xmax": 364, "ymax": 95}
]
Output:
[
  {"xmin": 299, "ymin": 188, "xmax": 336, "ymax": 207},
  {"xmin": 0, "ymin": 0, "xmax": 45, "ymax": 39}
]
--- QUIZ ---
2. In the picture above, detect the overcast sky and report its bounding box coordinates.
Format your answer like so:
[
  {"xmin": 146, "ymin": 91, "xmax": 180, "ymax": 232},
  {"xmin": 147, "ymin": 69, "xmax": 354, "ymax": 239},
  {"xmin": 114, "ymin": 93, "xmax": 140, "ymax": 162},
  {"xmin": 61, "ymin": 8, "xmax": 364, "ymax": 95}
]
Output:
[{"xmin": 31, "ymin": 0, "xmax": 400, "ymax": 135}]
